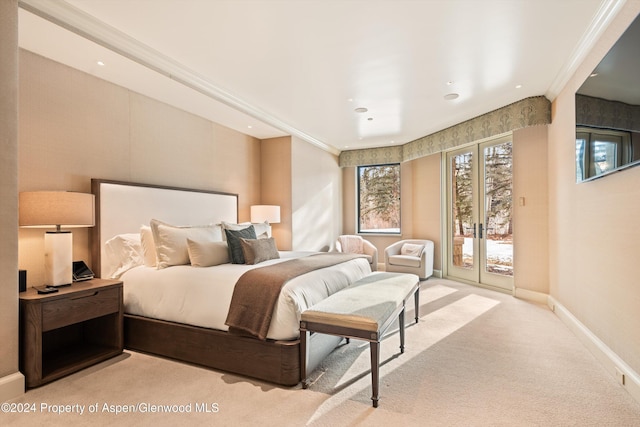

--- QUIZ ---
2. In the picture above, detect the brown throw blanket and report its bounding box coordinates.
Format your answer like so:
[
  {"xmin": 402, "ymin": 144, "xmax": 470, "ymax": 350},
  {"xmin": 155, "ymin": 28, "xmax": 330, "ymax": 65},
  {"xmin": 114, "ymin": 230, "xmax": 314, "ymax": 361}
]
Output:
[{"xmin": 225, "ymin": 253, "xmax": 365, "ymax": 340}]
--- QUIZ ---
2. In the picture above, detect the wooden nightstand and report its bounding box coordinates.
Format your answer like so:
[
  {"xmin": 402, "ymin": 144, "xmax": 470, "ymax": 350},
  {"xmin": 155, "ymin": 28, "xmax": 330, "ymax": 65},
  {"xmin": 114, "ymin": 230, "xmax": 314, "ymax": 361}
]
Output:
[{"xmin": 19, "ymin": 278, "xmax": 123, "ymax": 388}]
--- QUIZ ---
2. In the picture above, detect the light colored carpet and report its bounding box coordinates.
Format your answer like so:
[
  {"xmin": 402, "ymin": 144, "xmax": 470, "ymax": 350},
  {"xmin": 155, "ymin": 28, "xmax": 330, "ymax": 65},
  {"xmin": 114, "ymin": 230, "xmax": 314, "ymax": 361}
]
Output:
[{"xmin": 3, "ymin": 278, "xmax": 640, "ymax": 426}]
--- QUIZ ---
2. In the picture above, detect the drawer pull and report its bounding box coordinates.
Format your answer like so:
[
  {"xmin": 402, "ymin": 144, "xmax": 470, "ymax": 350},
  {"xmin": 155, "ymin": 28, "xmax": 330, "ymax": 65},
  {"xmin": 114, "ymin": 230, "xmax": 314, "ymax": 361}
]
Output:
[{"xmin": 71, "ymin": 291, "xmax": 99, "ymax": 300}]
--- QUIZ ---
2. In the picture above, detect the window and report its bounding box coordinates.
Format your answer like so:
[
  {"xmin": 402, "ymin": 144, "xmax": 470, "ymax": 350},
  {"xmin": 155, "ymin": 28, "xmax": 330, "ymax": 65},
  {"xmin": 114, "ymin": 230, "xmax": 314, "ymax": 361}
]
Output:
[
  {"xmin": 358, "ymin": 164, "xmax": 400, "ymax": 233},
  {"xmin": 576, "ymin": 127, "xmax": 632, "ymax": 181}
]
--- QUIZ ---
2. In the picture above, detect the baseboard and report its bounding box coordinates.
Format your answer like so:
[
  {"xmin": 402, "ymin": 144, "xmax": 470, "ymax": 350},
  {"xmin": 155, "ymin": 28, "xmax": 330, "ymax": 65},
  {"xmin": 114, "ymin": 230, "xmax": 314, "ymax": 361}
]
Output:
[
  {"xmin": 548, "ymin": 295, "xmax": 640, "ymax": 405},
  {"xmin": 513, "ymin": 287, "xmax": 548, "ymax": 304},
  {"xmin": 0, "ymin": 372, "xmax": 24, "ymax": 402}
]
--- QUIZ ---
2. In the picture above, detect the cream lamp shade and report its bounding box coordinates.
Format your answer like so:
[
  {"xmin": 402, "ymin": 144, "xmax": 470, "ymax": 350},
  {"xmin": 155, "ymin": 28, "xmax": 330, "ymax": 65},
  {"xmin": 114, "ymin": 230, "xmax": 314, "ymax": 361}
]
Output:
[
  {"xmin": 19, "ymin": 191, "xmax": 95, "ymax": 287},
  {"xmin": 19, "ymin": 191, "xmax": 95, "ymax": 229},
  {"xmin": 250, "ymin": 205, "xmax": 280, "ymax": 224}
]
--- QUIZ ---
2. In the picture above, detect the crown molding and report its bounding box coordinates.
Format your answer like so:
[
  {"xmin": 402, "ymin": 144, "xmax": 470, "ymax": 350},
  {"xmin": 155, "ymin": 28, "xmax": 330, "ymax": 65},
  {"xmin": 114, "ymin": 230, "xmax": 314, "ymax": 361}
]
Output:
[
  {"xmin": 19, "ymin": 0, "xmax": 340, "ymax": 156},
  {"xmin": 545, "ymin": 0, "xmax": 627, "ymax": 101}
]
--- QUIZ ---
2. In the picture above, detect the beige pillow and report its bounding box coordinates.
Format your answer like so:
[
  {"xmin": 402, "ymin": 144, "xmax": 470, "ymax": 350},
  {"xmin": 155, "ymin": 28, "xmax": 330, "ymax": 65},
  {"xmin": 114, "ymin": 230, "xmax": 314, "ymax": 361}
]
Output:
[
  {"xmin": 400, "ymin": 243, "xmax": 424, "ymax": 257},
  {"xmin": 150, "ymin": 219, "xmax": 223, "ymax": 269},
  {"xmin": 239, "ymin": 237, "xmax": 280, "ymax": 265},
  {"xmin": 186, "ymin": 239, "xmax": 230, "ymax": 267}
]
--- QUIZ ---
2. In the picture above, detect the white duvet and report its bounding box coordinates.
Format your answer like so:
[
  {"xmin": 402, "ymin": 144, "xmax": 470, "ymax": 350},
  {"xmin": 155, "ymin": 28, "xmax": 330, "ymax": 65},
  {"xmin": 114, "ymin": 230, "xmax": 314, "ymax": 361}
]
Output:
[{"xmin": 122, "ymin": 251, "xmax": 371, "ymax": 340}]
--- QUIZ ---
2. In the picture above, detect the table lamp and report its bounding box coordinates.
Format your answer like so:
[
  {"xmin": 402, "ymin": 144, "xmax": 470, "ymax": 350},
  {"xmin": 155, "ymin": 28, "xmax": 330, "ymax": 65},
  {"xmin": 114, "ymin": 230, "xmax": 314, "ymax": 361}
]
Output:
[
  {"xmin": 250, "ymin": 205, "xmax": 280, "ymax": 236},
  {"xmin": 251, "ymin": 205, "xmax": 280, "ymax": 223},
  {"xmin": 19, "ymin": 191, "xmax": 95, "ymax": 287}
]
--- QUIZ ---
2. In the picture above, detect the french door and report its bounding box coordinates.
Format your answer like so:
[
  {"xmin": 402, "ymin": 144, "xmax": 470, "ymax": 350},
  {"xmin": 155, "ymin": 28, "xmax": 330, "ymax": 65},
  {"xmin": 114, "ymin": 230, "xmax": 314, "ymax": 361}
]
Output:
[{"xmin": 445, "ymin": 137, "xmax": 513, "ymax": 291}]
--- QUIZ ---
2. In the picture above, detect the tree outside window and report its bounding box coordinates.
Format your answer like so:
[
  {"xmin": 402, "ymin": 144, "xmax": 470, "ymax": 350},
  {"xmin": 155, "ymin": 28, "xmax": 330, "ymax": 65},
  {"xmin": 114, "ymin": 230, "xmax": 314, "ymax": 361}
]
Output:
[{"xmin": 358, "ymin": 164, "xmax": 400, "ymax": 233}]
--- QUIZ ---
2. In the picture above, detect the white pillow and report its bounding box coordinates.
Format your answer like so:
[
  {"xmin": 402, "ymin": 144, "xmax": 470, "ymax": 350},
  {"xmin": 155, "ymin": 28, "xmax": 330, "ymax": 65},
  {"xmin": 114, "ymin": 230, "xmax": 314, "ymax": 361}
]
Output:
[
  {"xmin": 400, "ymin": 243, "xmax": 424, "ymax": 257},
  {"xmin": 140, "ymin": 225, "xmax": 157, "ymax": 267},
  {"xmin": 187, "ymin": 239, "xmax": 230, "ymax": 267},
  {"xmin": 150, "ymin": 219, "xmax": 223, "ymax": 269},
  {"xmin": 104, "ymin": 233, "xmax": 143, "ymax": 279},
  {"xmin": 221, "ymin": 221, "xmax": 270, "ymax": 240}
]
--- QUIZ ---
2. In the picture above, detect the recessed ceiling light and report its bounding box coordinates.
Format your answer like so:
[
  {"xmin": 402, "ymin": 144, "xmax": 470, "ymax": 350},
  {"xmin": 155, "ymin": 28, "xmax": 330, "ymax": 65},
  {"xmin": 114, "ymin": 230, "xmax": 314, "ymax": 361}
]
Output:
[
  {"xmin": 347, "ymin": 98, "xmax": 353, "ymax": 102},
  {"xmin": 354, "ymin": 107, "xmax": 368, "ymax": 113},
  {"xmin": 97, "ymin": 60, "xmax": 105, "ymax": 66},
  {"xmin": 446, "ymin": 81, "xmax": 454, "ymax": 85},
  {"xmin": 444, "ymin": 93, "xmax": 459, "ymax": 101},
  {"xmin": 247, "ymin": 125, "xmax": 253, "ymax": 129},
  {"xmin": 367, "ymin": 117, "xmax": 373, "ymax": 121},
  {"xmin": 590, "ymin": 72, "xmax": 599, "ymax": 77},
  {"xmin": 515, "ymin": 84, "xmax": 522, "ymax": 89}
]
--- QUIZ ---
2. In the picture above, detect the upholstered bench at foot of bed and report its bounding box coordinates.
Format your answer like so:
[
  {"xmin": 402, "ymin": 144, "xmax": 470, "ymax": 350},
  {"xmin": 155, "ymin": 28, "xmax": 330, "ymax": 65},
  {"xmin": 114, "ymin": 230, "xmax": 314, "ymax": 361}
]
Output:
[{"xmin": 299, "ymin": 272, "xmax": 420, "ymax": 408}]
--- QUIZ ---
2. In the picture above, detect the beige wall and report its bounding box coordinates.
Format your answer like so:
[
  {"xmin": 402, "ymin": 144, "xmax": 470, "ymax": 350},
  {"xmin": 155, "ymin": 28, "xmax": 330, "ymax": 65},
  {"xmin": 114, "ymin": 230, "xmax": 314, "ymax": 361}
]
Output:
[
  {"xmin": 512, "ymin": 125, "xmax": 549, "ymax": 294},
  {"xmin": 291, "ymin": 136, "xmax": 342, "ymax": 251},
  {"xmin": 18, "ymin": 50, "xmax": 262, "ymax": 286},
  {"xmin": 409, "ymin": 153, "xmax": 442, "ymax": 271},
  {"xmin": 0, "ymin": 0, "xmax": 24, "ymax": 401},
  {"xmin": 548, "ymin": 2, "xmax": 640, "ymax": 376},
  {"xmin": 261, "ymin": 136, "xmax": 293, "ymax": 250}
]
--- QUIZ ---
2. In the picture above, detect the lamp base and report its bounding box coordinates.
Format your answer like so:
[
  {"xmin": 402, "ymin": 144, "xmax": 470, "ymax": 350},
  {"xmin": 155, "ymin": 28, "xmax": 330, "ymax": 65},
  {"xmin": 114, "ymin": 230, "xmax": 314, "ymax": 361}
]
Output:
[{"xmin": 44, "ymin": 231, "xmax": 73, "ymax": 287}]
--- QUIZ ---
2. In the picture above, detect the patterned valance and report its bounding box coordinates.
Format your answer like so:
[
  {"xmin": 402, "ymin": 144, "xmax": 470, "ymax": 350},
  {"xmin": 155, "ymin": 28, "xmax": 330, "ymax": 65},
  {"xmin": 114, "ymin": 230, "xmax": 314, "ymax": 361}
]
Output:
[
  {"xmin": 339, "ymin": 96, "xmax": 551, "ymax": 167},
  {"xmin": 576, "ymin": 94, "xmax": 640, "ymax": 131}
]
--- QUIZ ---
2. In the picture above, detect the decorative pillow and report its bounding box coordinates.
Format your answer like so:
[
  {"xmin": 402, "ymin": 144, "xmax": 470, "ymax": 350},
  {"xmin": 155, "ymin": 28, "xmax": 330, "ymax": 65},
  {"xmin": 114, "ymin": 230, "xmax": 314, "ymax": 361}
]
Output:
[
  {"xmin": 221, "ymin": 221, "xmax": 270, "ymax": 240},
  {"xmin": 401, "ymin": 243, "xmax": 425, "ymax": 257},
  {"xmin": 186, "ymin": 239, "xmax": 230, "ymax": 267},
  {"xmin": 338, "ymin": 235, "xmax": 364, "ymax": 254},
  {"xmin": 225, "ymin": 226, "xmax": 257, "ymax": 264},
  {"xmin": 252, "ymin": 221, "xmax": 271, "ymax": 239},
  {"xmin": 239, "ymin": 237, "xmax": 280, "ymax": 265},
  {"xmin": 140, "ymin": 226, "xmax": 157, "ymax": 267},
  {"xmin": 150, "ymin": 219, "xmax": 223, "ymax": 269},
  {"xmin": 104, "ymin": 233, "xmax": 143, "ymax": 279}
]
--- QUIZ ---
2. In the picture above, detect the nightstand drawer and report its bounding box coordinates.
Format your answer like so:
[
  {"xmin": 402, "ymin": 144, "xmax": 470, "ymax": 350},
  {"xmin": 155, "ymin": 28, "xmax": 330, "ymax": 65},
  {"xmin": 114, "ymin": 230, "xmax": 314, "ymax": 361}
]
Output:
[{"xmin": 42, "ymin": 287, "xmax": 120, "ymax": 331}]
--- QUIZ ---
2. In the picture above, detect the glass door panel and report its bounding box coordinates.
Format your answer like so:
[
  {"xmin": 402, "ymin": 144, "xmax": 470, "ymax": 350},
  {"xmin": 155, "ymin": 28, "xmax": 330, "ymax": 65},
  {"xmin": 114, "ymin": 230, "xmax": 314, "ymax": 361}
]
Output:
[
  {"xmin": 480, "ymin": 141, "xmax": 513, "ymax": 290},
  {"xmin": 447, "ymin": 147, "xmax": 478, "ymax": 283},
  {"xmin": 446, "ymin": 137, "xmax": 513, "ymax": 291}
]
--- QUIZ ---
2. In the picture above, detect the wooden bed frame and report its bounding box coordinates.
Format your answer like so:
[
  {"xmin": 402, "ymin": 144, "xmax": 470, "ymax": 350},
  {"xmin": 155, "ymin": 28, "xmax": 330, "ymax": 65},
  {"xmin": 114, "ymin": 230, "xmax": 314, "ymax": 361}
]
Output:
[{"xmin": 90, "ymin": 179, "xmax": 339, "ymax": 386}]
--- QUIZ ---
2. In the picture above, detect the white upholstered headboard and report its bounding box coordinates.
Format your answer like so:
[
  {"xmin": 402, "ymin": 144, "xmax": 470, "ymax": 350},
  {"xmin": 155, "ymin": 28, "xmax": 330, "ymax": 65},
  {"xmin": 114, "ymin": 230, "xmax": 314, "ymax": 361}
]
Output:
[{"xmin": 91, "ymin": 179, "xmax": 238, "ymax": 278}]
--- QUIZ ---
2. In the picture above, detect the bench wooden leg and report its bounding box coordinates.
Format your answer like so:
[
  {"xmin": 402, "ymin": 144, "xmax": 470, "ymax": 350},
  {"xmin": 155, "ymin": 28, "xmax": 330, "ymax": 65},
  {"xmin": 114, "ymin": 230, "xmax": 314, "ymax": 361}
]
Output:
[
  {"xmin": 414, "ymin": 283, "xmax": 420, "ymax": 323},
  {"xmin": 300, "ymin": 329, "xmax": 310, "ymax": 389},
  {"xmin": 399, "ymin": 307, "xmax": 405, "ymax": 354},
  {"xmin": 370, "ymin": 340, "xmax": 380, "ymax": 408}
]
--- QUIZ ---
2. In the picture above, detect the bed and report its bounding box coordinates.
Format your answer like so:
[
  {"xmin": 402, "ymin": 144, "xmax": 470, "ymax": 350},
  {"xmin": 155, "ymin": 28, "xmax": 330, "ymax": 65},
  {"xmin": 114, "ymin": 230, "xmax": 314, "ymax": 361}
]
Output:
[{"xmin": 90, "ymin": 179, "xmax": 371, "ymax": 386}]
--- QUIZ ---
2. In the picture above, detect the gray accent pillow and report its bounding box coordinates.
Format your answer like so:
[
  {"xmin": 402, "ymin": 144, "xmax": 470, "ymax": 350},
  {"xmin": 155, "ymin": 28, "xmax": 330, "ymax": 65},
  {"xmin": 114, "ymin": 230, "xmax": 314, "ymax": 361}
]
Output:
[
  {"xmin": 225, "ymin": 226, "xmax": 257, "ymax": 264},
  {"xmin": 239, "ymin": 237, "xmax": 280, "ymax": 265}
]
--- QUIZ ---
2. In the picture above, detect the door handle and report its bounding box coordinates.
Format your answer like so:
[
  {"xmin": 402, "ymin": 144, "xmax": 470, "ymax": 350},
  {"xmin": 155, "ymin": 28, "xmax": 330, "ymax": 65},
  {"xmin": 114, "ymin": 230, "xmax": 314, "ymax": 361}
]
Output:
[
  {"xmin": 472, "ymin": 223, "xmax": 477, "ymax": 239},
  {"xmin": 479, "ymin": 223, "xmax": 484, "ymax": 239}
]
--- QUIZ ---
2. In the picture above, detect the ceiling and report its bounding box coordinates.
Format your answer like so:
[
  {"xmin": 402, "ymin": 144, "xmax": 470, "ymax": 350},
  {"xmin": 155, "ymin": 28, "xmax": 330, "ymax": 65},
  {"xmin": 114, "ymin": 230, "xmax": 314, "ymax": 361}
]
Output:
[{"xmin": 17, "ymin": 0, "xmax": 623, "ymax": 154}]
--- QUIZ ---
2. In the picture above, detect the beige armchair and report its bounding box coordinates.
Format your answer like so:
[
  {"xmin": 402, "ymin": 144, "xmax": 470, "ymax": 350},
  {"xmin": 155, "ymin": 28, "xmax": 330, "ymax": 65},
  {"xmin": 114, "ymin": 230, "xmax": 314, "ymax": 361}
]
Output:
[
  {"xmin": 335, "ymin": 235, "xmax": 378, "ymax": 271},
  {"xmin": 384, "ymin": 239, "xmax": 434, "ymax": 280}
]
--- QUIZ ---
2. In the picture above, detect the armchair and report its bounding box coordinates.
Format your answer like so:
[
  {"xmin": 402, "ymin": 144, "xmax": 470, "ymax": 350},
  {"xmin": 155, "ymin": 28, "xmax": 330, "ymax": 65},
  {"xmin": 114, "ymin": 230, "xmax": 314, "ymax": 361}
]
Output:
[
  {"xmin": 384, "ymin": 239, "xmax": 434, "ymax": 280},
  {"xmin": 335, "ymin": 235, "xmax": 378, "ymax": 272}
]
